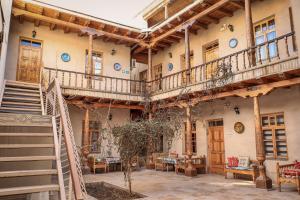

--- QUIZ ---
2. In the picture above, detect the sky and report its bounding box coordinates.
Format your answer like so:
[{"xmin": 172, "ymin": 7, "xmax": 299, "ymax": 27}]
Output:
[{"xmin": 37, "ymin": 0, "xmax": 154, "ymax": 29}]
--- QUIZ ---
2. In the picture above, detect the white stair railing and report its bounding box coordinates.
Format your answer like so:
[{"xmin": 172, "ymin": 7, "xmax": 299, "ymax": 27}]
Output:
[{"xmin": 45, "ymin": 78, "xmax": 87, "ymax": 200}]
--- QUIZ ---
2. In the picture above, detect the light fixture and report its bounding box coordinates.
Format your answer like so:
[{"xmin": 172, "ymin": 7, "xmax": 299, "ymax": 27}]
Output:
[
  {"xmin": 32, "ymin": 30, "xmax": 37, "ymax": 38},
  {"xmin": 168, "ymin": 52, "xmax": 172, "ymax": 58},
  {"xmin": 111, "ymin": 48, "xmax": 116, "ymax": 55},
  {"xmin": 234, "ymin": 106, "xmax": 240, "ymax": 115},
  {"xmin": 220, "ymin": 24, "xmax": 234, "ymax": 32},
  {"xmin": 108, "ymin": 113, "xmax": 113, "ymax": 120},
  {"xmin": 228, "ymin": 24, "xmax": 234, "ymax": 32}
]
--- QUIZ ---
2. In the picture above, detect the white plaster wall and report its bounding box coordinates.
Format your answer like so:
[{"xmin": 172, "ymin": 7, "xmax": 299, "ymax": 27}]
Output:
[
  {"xmin": 68, "ymin": 105, "xmax": 131, "ymax": 157},
  {"xmin": 152, "ymin": 0, "xmax": 293, "ymax": 76},
  {"xmin": 5, "ymin": 19, "xmax": 132, "ymax": 81},
  {"xmin": 0, "ymin": 0, "xmax": 12, "ymax": 87},
  {"xmin": 169, "ymin": 85, "xmax": 300, "ymax": 181}
]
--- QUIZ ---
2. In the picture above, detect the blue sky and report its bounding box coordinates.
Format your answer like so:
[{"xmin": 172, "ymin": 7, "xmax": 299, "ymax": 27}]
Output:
[{"xmin": 38, "ymin": 0, "xmax": 154, "ymax": 29}]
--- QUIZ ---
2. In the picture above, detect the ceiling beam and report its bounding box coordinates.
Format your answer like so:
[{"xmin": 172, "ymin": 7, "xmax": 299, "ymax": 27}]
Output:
[
  {"xmin": 64, "ymin": 16, "xmax": 76, "ymax": 33},
  {"xmin": 151, "ymin": 0, "xmax": 231, "ymax": 45},
  {"xmin": 12, "ymin": 8, "xmax": 144, "ymax": 45},
  {"xmin": 49, "ymin": 11, "xmax": 60, "ymax": 30},
  {"xmin": 229, "ymin": 1, "xmax": 245, "ymax": 9}
]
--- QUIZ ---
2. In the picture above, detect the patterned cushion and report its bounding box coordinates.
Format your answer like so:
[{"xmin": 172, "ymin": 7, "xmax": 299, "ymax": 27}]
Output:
[
  {"xmin": 283, "ymin": 169, "xmax": 300, "ymax": 177},
  {"xmin": 227, "ymin": 157, "xmax": 239, "ymax": 167},
  {"xmin": 294, "ymin": 161, "xmax": 300, "ymax": 169}
]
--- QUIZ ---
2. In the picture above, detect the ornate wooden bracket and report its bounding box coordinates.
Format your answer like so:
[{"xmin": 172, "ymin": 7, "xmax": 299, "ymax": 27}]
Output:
[{"xmin": 236, "ymin": 85, "xmax": 274, "ymax": 98}]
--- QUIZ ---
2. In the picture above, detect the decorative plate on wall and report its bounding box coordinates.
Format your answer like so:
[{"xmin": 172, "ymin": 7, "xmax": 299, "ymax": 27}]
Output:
[
  {"xmin": 234, "ymin": 122, "xmax": 245, "ymax": 134},
  {"xmin": 114, "ymin": 63, "xmax": 122, "ymax": 71},
  {"xmin": 168, "ymin": 63, "xmax": 173, "ymax": 71},
  {"xmin": 61, "ymin": 53, "xmax": 71, "ymax": 62},
  {"xmin": 229, "ymin": 38, "xmax": 238, "ymax": 48}
]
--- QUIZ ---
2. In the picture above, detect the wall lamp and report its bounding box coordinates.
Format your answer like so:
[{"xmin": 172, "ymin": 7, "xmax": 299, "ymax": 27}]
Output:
[
  {"xmin": 234, "ymin": 106, "xmax": 240, "ymax": 115},
  {"xmin": 168, "ymin": 52, "xmax": 172, "ymax": 58},
  {"xmin": 111, "ymin": 48, "xmax": 116, "ymax": 55},
  {"xmin": 32, "ymin": 30, "xmax": 37, "ymax": 38}
]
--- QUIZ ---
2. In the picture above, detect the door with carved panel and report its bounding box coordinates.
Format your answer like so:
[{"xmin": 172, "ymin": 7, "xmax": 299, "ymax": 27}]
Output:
[
  {"xmin": 204, "ymin": 42, "xmax": 219, "ymax": 79},
  {"xmin": 180, "ymin": 51, "xmax": 194, "ymax": 84},
  {"xmin": 152, "ymin": 64, "xmax": 162, "ymax": 90},
  {"xmin": 208, "ymin": 119, "xmax": 225, "ymax": 174},
  {"xmin": 17, "ymin": 39, "xmax": 42, "ymax": 83}
]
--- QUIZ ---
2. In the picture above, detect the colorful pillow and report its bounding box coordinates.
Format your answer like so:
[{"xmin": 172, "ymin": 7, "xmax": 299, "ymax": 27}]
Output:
[
  {"xmin": 283, "ymin": 169, "xmax": 300, "ymax": 176},
  {"xmin": 294, "ymin": 161, "xmax": 300, "ymax": 169},
  {"xmin": 227, "ymin": 157, "xmax": 239, "ymax": 167},
  {"xmin": 238, "ymin": 156, "xmax": 250, "ymax": 168}
]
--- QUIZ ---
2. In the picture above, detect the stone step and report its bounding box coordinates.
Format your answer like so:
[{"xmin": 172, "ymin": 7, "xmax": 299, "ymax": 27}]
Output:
[
  {"xmin": 5, "ymin": 87, "xmax": 40, "ymax": 93},
  {"xmin": 0, "ymin": 144, "xmax": 54, "ymax": 148},
  {"xmin": 2, "ymin": 96, "xmax": 40, "ymax": 103},
  {"xmin": 4, "ymin": 91, "xmax": 40, "ymax": 98},
  {"xmin": 0, "ymin": 169, "xmax": 57, "ymax": 178},
  {"xmin": 0, "ymin": 156, "xmax": 56, "ymax": 162},
  {"xmin": 0, "ymin": 184, "xmax": 59, "ymax": 197},
  {"xmin": 0, "ymin": 133, "xmax": 53, "ymax": 137}
]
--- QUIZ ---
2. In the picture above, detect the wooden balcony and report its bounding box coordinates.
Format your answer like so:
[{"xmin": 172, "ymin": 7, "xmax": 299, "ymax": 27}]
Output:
[
  {"xmin": 149, "ymin": 32, "xmax": 300, "ymax": 101},
  {"xmin": 43, "ymin": 32, "xmax": 300, "ymax": 104}
]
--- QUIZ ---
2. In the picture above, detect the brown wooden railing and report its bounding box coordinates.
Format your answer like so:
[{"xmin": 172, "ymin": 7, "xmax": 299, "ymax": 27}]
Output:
[
  {"xmin": 46, "ymin": 78, "xmax": 87, "ymax": 200},
  {"xmin": 43, "ymin": 68, "xmax": 146, "ymax": 96},
  {"xmin": 148, "ymin": 32, "xmax": 298, "ymax": 94}
]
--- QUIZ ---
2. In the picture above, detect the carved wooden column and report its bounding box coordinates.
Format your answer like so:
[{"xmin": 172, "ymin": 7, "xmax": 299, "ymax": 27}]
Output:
[
  {"xmin": 185, "ymin": 105, "xmax": 197, "ymax": 177},
  {"xmin": 82, "ymin": 108, "xmax": 90, "ymax": 160},
  {"xmin": 253, "ymin": 96, "xmax": 272, "ymax": 189},
  {"xmin": 87, "ymin": 34, "xmax": 94, "ymax": 88},
  {"xmin": 184, "ymin": 25, "xmax": 191, "ymax": 84},
  {"xmin": 245, "ymin": 0, "xmax": 256, "ymax": 67},
  {"xmin": 147, "ymin": 47, "xmax": 152, "ymax": 91}
]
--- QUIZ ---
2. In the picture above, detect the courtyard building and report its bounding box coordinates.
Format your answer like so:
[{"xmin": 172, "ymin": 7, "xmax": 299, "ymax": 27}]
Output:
[{"xmin": 0, "ymin": 0, "xmax": 299, "ymax": 199}]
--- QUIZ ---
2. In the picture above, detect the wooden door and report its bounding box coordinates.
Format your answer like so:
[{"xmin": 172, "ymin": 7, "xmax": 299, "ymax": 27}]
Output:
[
  {"xmin": 208, "ymin": 119, "xmax": 225, "ymax": 174},
  {"xmin": 180, "ymin": 51, "xmax": 194, "ymax": 84},
  {"xmin": 17, "ymin": 39, "xmax": 42, "ymax": 83},
  {"xmin": 152, "ymin": 64, "xmax": 162, "ymax": 90},
  {"xmin": 204, "ymin": 42, "xmax": 219, "ymax": 79}
]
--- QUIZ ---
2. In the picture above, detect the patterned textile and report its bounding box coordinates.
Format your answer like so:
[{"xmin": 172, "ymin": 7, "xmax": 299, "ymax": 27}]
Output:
[
  {"xmin": 294, "ymin": 161, "xmax": 300, "ymax": 169},
  {"xmin": 227, "ymin": 157, "xmax": 239, "ymax": 167},
  {"xmin": 283, "ymin": 169, "xmax": 300, "ymax": 177},
  {"xmin": 163, "ymin": 157, "xmax": 177, "ymax": 164},
  {"xmin": 105, "ymin": 157, "xmax": 121, "ymax": 164}
]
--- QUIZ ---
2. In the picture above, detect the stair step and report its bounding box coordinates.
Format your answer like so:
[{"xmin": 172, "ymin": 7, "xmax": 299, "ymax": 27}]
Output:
[
  {"xmin": 0, "ymin": 156, "xmax": 56, "ymax": 162},
  {"xmin": 0, "ymin": 107, "xmax": 41, "ymax": 112},
  {"xmin": 5, "ymin": 87, "xmax": 39, "ymax": 93},
  {"xmin": 0, "ymin": 144, "xmax": 54, "ymax": 148},
  {"xmin": 6, "ymin": 80, "xmax": 39, "ymax": 87},
  {"xmin": 0, "ymin": 133, "xmax": 53, "ymax": 137},
  {"xmin": 2, "ymin": 96, "xmax": 40, "ymax": 103},
  {"xmin": 0, "ymin": 169, "xmax": 58, "ymax": 178},
  {"xmin": 1, "ymin": 101, "xmax": 41, "ymax": 107},
  {"xmin": 4, "ymin": 91, "xmax": 40, "ymax": 98},
  {"xmin": 0, "ymin": 184, "xmax": 59, "ymax": 196}
]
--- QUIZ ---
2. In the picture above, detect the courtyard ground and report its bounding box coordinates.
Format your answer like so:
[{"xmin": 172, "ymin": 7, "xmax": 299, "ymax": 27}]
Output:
[{"xmin": 84, "ymin": 170, "xmax": 299, "ymax": 200}]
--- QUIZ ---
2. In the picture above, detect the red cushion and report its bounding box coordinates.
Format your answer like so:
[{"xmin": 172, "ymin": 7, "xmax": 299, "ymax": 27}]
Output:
[
  {"xmin": 283, "ymin": 169, "xmax": 300, "ymax": 176},
  {"xmin": 294, "ymin": 161, "xmax": 300, "ymax": 169},
  {"xmin": 227, "ymin": 157, "xmax": 239, "ymax": 167}
]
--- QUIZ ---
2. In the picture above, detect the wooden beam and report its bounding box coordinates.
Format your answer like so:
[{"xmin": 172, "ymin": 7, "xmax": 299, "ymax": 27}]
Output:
[
  {"xmin": 194, "ymin": 20, "xmax": 208, "ymax": 29},
  {"xmin": 229, "ymin": 1, "xmax": 245, "ymax": 9},
  {"xmin": 12, "ymin": 8, "xmax": 144, "ymax": 45},
  {"xmin": 64, "ymin": 16, "xmax": 75, "ymax": 33},
  {"xmin": 49, "ymin": 11, "xmax": 60, "ymax": 31},
  {"xmin": 205, "ymin": 15, "xmax": 219, "ymax": 24},
  {"xmin": 82, "ymin": 108, "xmax": 90, "ymax": 158},
  {"xmin": 68, "ymin": 101, "xmax": 144, "ymax": 110},
  {"xmin": 151, "ymin": 0, "xmax": 231, "ymax": 44}
]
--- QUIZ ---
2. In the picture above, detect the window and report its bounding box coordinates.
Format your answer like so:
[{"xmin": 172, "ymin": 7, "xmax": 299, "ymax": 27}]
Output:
[
  {"xmin": 85, "ymin": 50, "xmax": 103, "ymax": 76},
  {"xmin": 261, "ymin": 113, "xmax": 288, "ymax": 160},
  {"xmin": 184, "ymin": 121, "xmax": 197, "ymax": 154},
  {"xmin": 82, "ymin": 120, "xmax": 102, "ymax": 153},
  {"xmin": 139, "ymin": 70, "xmax": 147, "ymax": 82},
  {"xmin": 254, "ymin": 17, "xmax": 277, "ymax": 61}
]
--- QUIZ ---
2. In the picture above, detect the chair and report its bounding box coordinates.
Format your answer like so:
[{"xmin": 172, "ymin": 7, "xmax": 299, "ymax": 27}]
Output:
[
  {"xmin": 277, "ymin": 161, "xmax": 300, "ymax": 194},
  {"xmin": 87, "ymin": 156, "xmax": 107, "ymax": 174}
]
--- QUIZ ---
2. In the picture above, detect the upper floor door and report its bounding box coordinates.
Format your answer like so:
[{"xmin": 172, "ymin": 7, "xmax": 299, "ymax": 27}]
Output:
[
  {"xmin": 204, "ymin": 41, "xmax": 219, "ymax": 79},
  {"xmin": 180, "ymin": 51, "xmax": 194, "ymax": 84},
  {"xmin": 152, "ymin": 63, "xmax": 162, "ymax": 90},
  {"xmin": 17, "ymin": 38, "xmax": 42, "ymax": 83}
]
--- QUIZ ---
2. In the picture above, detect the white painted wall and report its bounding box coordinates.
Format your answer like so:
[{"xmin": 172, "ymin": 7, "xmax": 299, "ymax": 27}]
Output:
[{"xmin": 0, "ymin": 0, "xmax": 12, "ymax": 87}]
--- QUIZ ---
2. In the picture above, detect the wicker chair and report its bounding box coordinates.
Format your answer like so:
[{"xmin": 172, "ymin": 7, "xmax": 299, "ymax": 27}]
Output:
[{"xmin": 277, "ymin": 161, "xmax": 300, "ymax": 194}]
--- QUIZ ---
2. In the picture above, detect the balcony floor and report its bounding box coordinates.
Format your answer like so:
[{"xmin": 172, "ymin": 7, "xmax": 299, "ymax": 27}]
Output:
[{"xmin": 84, "ymin": 170, "xmax": 299, "ymax": 200}]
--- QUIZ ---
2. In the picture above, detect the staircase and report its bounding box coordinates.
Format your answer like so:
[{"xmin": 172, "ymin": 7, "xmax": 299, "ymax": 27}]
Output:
[
  {"xmin": 0, "ymin": 81, "xmax": 64, "ymax": 199},
  {"xmin": 0, "ymin": 80, "xmax": 43, "ymax": 115}
]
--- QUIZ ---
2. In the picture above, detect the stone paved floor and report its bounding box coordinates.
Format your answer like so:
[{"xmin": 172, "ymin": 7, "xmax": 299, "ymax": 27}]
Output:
[{"xmin": 84, "ymin": 170, "xmax": 300, "ymax": 200}]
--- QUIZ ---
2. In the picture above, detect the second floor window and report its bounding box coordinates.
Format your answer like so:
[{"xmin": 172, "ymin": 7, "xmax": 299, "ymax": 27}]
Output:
[
  {"xmin": 254, "ymin": 17, "xmax": 277, "ymax": 61},
  {"xmin": 85, "ymin": 50, "xmax": 103, "ymax": 76}
]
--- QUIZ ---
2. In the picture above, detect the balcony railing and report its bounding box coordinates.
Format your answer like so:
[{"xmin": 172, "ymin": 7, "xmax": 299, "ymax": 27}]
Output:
[
  {"xmin": 43, "ymin": 32, "xmax": 298, "ymax": 99},
  {"xmin": 43, "ymin": 68, "xmax": 146, "ymax": 96},
  {"xmin": 149, "ymin": 32, "xmax": 298, "ymax": 94}
]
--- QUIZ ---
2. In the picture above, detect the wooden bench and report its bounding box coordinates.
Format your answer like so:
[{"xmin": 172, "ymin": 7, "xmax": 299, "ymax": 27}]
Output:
[
  {"xmin": 277, "ymin": 161, "xmax": 300, "ymax": 194},
  {"xmin": 224, "ymin": 160, "xmax": 259, "ymax": 182},
  {"xmin": 175, "ymin": 156, "xmax": 206, "ymax": 174}
]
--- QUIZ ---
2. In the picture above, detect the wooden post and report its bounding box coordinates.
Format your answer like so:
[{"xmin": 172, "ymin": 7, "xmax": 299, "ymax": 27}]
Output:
[
  {"xmin": 82, "ymin": 108, "xmax": 90, "ymax": 159},
  {"xmin": 164, "ymin": 4, "xmax": 168, "ymax": 19},
  {"xmin": 184, "ymin": 25, "xmax": 191, "ymax": 84},
  {"xmin": 87, "ymin": 34, "xmax": 94, "ymax": 88},
  {"xmin": 245, "ymin": 0, "xmax": 256, "ymax": 67},
  {"xmin": 253, "ymin": 96, "xmax": 272, "ymax": 189},
  {"xmin": 185, "ymin": 105, "xmax": 197, "ymax": 177},
  {"xmin": 147, "ymin": 47, "xmax": 152, "ymax": 91}
]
